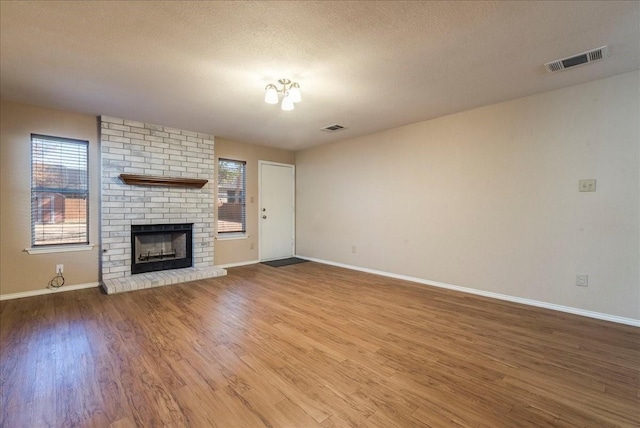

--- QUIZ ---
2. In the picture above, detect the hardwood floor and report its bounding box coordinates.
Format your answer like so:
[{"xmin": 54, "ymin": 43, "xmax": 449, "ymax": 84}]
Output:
[{"xmin": 1, "ymin": 262, "xmax": 639, "ymax": 427}]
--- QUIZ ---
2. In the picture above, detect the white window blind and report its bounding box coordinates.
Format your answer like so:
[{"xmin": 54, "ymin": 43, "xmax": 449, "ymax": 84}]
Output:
[
  {"xmin": 31, "ymin": 134, "xmax": 89, "ymax": 246},
  {"xmin": 217, "ymin": 159, "xmax": 246, "ymax": 234}
]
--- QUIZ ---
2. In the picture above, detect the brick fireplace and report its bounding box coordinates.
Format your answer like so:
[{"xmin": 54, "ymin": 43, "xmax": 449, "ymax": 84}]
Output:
[{"xmin": 100, "ymin": 116, "xmax": 225, "ymax": 294}]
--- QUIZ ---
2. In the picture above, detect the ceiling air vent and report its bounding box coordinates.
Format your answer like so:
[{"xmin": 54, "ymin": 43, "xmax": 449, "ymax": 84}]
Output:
[
  {"xmin": 544, "ymin": 46, "xmax": 609, "ymax": 73},
  {"xmin": 320, "ymin": 124, "xmax": 346, "ymax": 132}
]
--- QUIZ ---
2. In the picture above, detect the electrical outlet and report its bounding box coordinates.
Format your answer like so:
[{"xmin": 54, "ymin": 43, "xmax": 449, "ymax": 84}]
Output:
[
  {"xmin": 250, "ymin": 242, "xmax": 254, "ymax": 250},
  {"xmin": 576, "ymin": 274, "xmax": 588, "ymax": 287},
  {"xmin": 56, "ymin": 264, "xmax": 64, "ymax": 274},
  {"xmin": 351, "ymin": 245, "xmax": 357, "ymax": 254},
  {"xmin": 579, "ymin": 179, "xmax": 596, "ymax": 192}
]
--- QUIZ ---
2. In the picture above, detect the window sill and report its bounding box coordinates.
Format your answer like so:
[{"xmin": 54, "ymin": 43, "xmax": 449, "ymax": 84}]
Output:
[
  {"xmin": 24, "ymin": 244, "xmax": 96, "ymax": 255},
  {"xmin": 216, "ymin": 234, "xmax": 248, "ymax": 241}
]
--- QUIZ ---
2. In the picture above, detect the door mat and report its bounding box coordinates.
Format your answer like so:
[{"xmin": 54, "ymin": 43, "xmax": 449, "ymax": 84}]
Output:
[{"xmin": 261, "ymin": 257, "xmax": 309, "ymax": 268}]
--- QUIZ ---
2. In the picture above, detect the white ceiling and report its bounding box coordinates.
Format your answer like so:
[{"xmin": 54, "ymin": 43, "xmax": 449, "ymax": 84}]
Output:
[{"xmin": 1, "ymin": 1, "xmax": 638, "ymax": 151}]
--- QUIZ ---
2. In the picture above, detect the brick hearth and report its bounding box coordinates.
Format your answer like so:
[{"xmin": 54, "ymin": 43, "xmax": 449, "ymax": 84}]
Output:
[{"xmin": 102, "ymin": 266, "xmax": 224, "ymax": 294}]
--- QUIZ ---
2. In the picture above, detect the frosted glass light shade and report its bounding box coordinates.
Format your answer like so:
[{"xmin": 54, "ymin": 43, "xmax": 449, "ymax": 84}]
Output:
[
  {"xmin": 264, "ymin": 86, "xmax": 278, "ymax": 104},
  {"xmin": 289, "ymin": 84, "xmax": 301, "ymax": 103},
  {"xmin": 281, "ymin": 94, "xmax": 295, "ymax": 111}
]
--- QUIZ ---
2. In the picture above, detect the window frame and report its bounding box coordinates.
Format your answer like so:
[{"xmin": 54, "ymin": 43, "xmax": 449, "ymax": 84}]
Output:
[
  {"xmin": 217, "ymin": 158, "xmax": 247, "ymax": 237},
  {"xmin": 30, "ymin": 134, "xmax": 90, "ymax": 247}
]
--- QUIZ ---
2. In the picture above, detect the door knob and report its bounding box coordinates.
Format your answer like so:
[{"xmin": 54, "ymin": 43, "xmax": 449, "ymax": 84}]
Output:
[{"xmin": 262, "ymin": 215, "xmax": 267, "ymax": 219}]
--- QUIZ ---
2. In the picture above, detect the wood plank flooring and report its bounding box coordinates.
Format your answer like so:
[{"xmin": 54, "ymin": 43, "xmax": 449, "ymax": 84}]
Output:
[{"xmin": 1, "ymin": 262, "xmax": 639, "ymax": 427}]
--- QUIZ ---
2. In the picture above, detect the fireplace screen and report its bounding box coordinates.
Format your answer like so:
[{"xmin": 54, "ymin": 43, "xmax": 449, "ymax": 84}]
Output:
[{"xmin": 131, "ymin": 223, "xmax": 193, "ymax": 274}]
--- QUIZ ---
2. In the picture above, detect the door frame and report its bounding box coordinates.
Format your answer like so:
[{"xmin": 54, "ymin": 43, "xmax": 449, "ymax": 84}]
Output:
[{"xmin": 258, "ymin": 160, "xmax": 296, "ymax": 262}]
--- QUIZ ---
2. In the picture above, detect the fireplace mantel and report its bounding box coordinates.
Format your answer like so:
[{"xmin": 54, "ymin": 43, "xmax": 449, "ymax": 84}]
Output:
[{"xmin": 119, "ymin": 174, "xmax": 208, "ymax": 188}]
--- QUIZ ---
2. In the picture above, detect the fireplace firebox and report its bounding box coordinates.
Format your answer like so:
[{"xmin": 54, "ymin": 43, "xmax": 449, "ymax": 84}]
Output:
[{"xmin": 131, "ymin": 223, "xmax": 193, "ymax": 274}]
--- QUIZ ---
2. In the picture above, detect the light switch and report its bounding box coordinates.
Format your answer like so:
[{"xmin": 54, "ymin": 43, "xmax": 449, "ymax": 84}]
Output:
[{"xmin": 579, "ymin": 179, "xmax": 596, "ymax": 192}]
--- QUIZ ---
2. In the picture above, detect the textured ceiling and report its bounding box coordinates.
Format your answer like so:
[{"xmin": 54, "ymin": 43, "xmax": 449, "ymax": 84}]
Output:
[{"xmin": 1, "ymin": 1, "xmax": 638, "ymax": 150}]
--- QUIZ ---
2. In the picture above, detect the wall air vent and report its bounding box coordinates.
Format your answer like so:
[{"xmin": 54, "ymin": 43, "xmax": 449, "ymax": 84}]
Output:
[
  {"xmin": 544, "ymin": 46, "xmax": 609, "ymax": 73},
  {"xmin": 320, "ymin": 124, "xmax": 346, "ymax": 132}
]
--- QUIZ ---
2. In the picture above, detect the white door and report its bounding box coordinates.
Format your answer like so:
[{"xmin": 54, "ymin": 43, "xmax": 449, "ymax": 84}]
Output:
[{"xmin": 259, "ymin": 161, "xmax": 295, "ymax": 261}]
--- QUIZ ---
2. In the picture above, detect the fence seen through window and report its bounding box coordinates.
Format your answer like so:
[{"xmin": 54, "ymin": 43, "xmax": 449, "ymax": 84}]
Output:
[
  {"xmin": 217, "ymin": 158, "xmax": 246, "ymax": 234},
  {"xmin": 31, "ymin": 134, "xmax": 89, "ymax": 246}
]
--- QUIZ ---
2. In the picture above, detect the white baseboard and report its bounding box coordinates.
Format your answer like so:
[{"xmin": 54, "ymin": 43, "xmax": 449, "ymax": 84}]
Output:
[
  {"xmin": 0, "ymin": 282, "xmax": 101, "ymax": 301},
  {"xmin": 215, "ymin": 259, "xmax": 260, "ymax": 269},
  {"xmin": 295, "ymin": 255, "xmax": 640, "ymax": 327}
]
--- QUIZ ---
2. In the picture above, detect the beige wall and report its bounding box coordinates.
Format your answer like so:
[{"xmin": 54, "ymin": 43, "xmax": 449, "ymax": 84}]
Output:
[
  {"xmin": 1, "ymin": 101, "xmax": 100, "ymax": 295},
  {"xmin": 214, "ymin": 138, "xmax": 294, "ymax": 266},
  {"xmin": 296, "ymin": 71, "xmax": 640, "ymax": 320}
]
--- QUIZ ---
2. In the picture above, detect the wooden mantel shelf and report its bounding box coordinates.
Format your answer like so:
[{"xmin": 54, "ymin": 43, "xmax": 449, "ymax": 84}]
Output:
[{"xmin": 119, "ymin": 174, "xmax": 208, "ymax": 188}]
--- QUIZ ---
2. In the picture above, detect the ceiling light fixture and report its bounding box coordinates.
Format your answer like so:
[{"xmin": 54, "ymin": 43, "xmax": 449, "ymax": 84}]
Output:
[{"xmin": 264, "ymin": 78, "xmax": 301, "ymax": 111}]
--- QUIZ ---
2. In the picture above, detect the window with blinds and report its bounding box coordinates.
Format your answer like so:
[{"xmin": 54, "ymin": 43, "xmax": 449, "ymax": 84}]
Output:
[
  {"xmin": 217, "ymin": 159, "xmax": 246, "ymax": 234},
  {"xmin": 31, "ymin": 134, "xmax": 89, "ymax": 246}
]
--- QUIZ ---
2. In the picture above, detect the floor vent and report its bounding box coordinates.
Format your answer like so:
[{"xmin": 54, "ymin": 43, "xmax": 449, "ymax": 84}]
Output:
[
  {"xmin": 320, "ymin": 124, "xmax": 346, "ymax": 132},
  {"xmin": 545, "ymin": 46, "xmax": 608, "ymax": 73}
]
